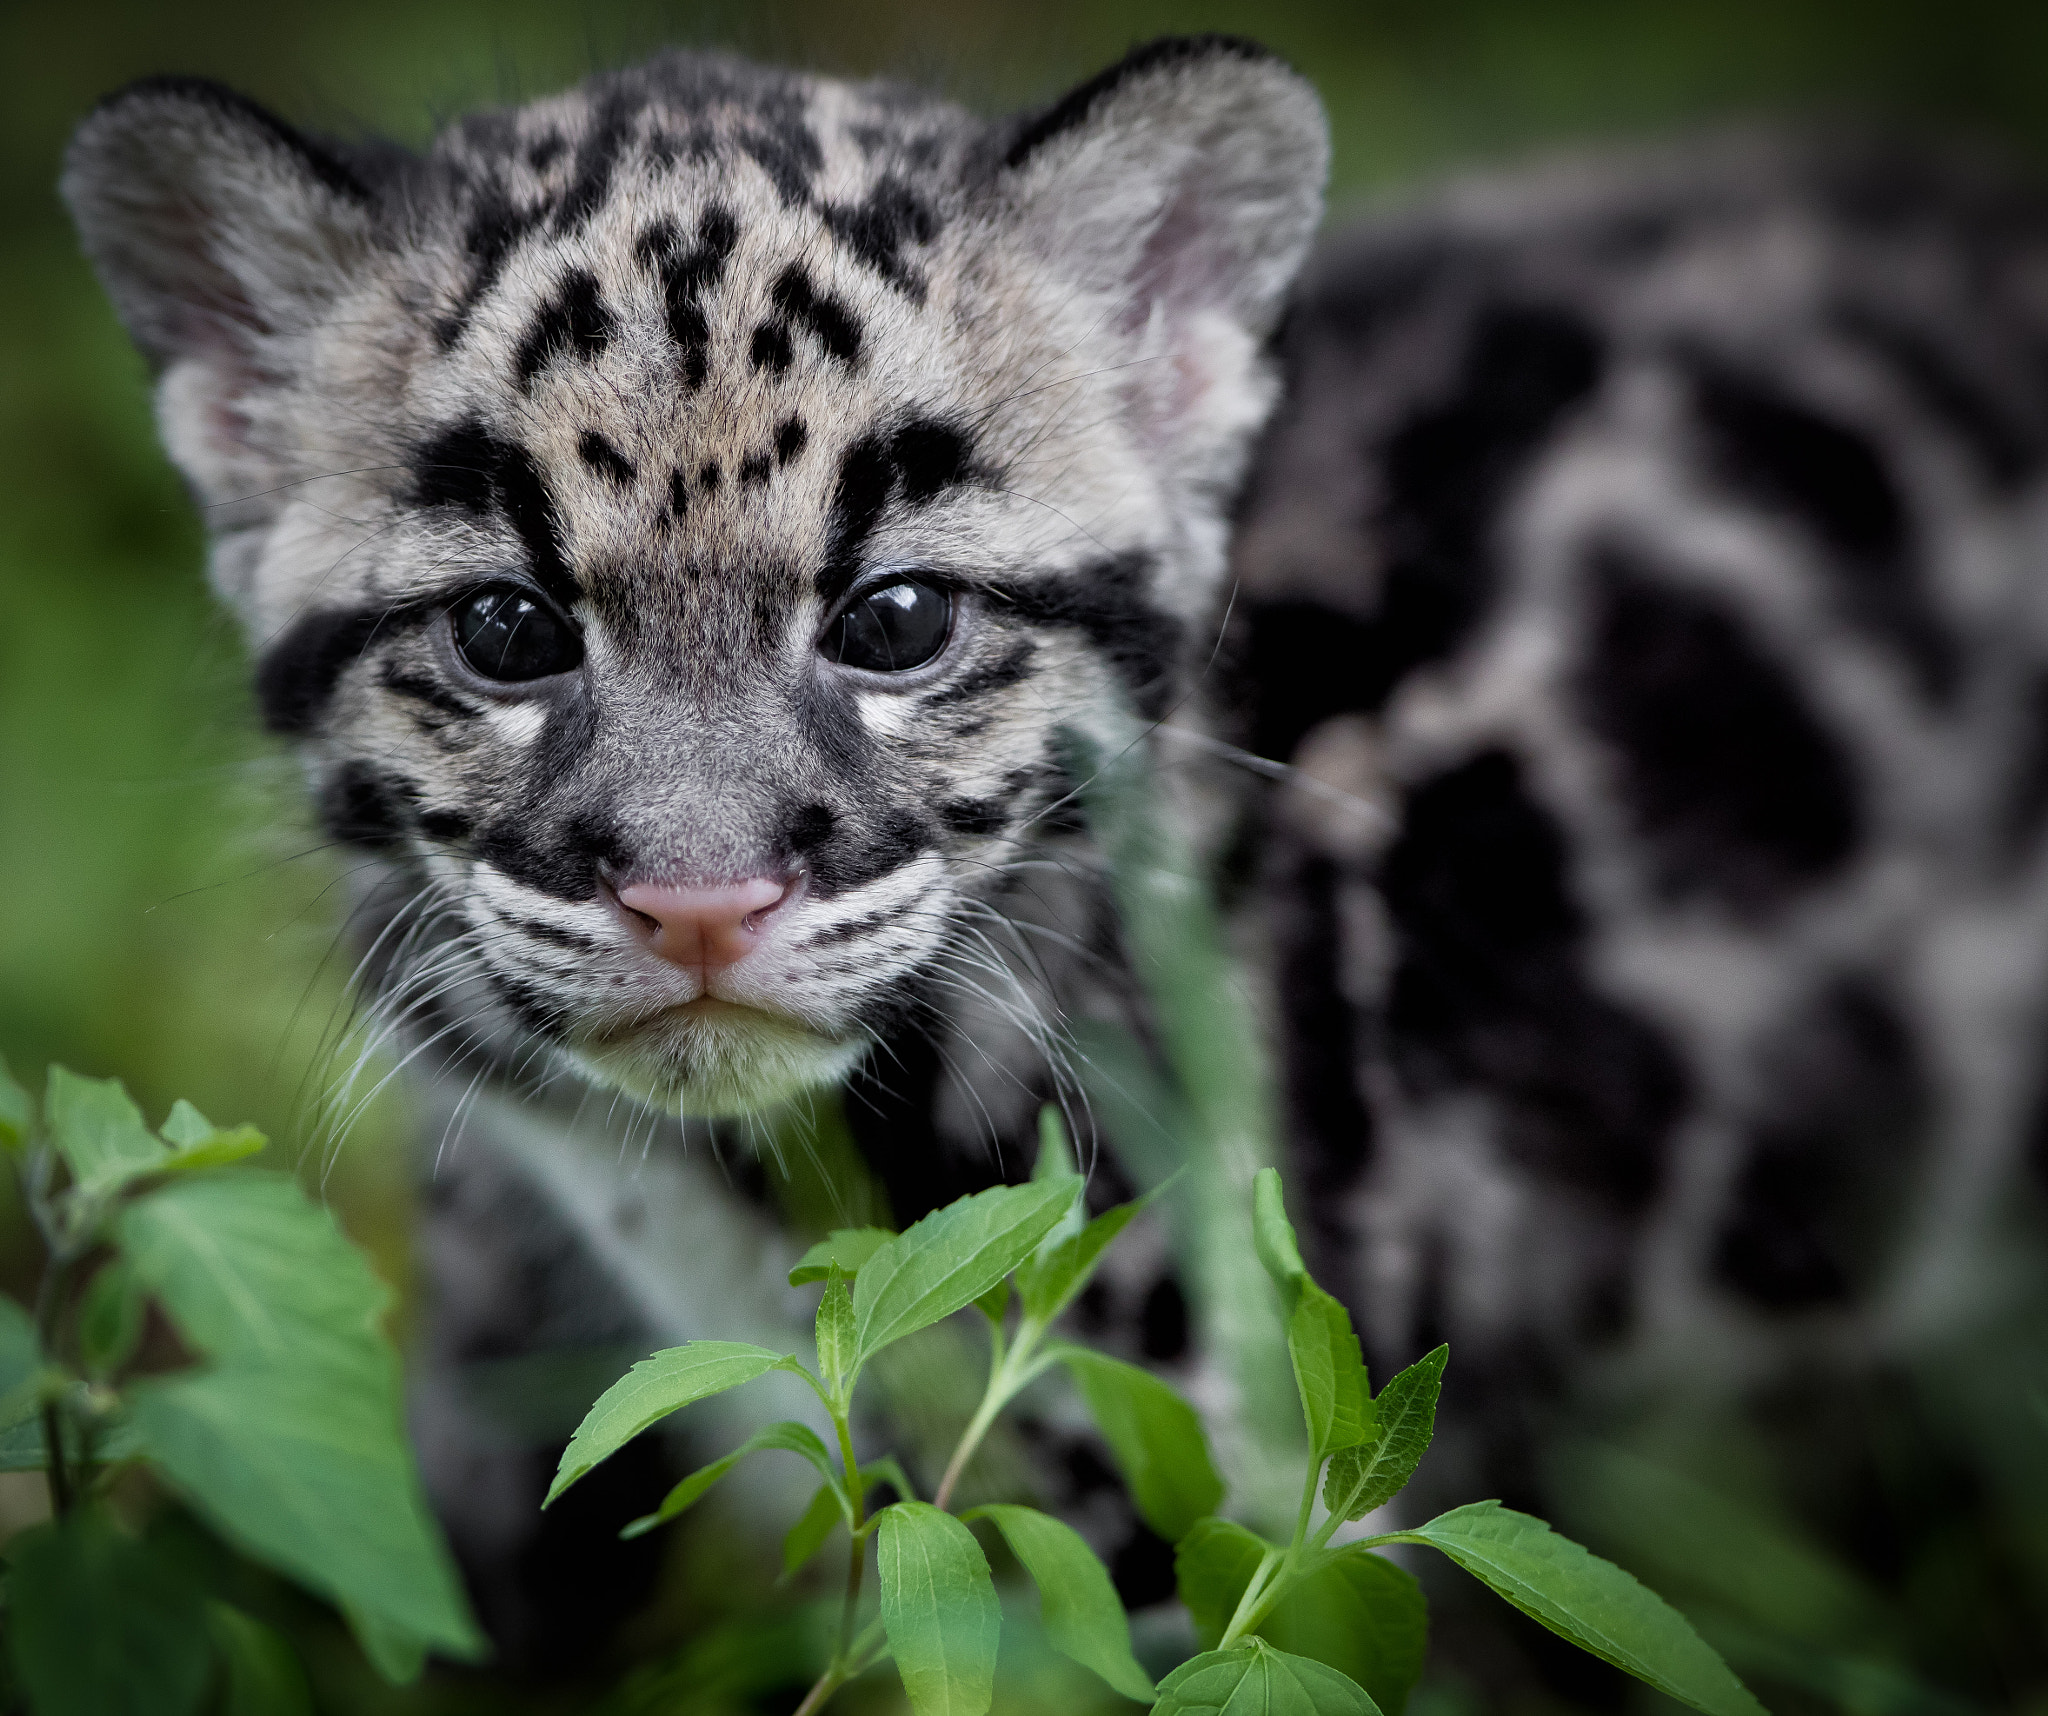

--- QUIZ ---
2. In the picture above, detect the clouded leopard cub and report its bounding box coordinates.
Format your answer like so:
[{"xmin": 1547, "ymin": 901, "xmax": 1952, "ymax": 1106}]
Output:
[{"xmin": 66, "ymin": 33, "xmax": 2048, "ymax": 1680}]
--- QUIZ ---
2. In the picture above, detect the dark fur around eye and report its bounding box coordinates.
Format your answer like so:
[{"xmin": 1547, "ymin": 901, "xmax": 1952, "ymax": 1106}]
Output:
[
  {"xmin": 820, "ymin": 580, "xmax": 952, "ymax": 673},
  {"xmin": 451, "ymin": 587, "xmax": 583, "ymax": 682}
]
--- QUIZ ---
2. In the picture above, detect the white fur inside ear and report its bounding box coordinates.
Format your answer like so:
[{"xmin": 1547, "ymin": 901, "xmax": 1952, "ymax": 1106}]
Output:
[{"xmin": 156, "ymin": 350, "xmax": 276, "ymax": 511}]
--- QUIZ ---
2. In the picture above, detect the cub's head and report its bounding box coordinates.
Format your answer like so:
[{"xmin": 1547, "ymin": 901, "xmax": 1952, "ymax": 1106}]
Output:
[{"xmin": 64, "ymin": 41, "xmax": 1325, "ymax": 1114}]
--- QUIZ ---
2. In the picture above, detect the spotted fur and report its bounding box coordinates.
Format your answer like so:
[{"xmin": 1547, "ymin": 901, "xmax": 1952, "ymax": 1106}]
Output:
[{"xmin": 63, "ymin": 46, "xmax": 2048, "ymax": 1693}]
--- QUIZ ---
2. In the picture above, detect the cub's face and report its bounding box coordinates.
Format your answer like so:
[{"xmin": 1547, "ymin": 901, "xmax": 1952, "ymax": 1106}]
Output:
[{"xmin": 64, "ymin": 45, "xmax": 1326, "ymax": 1113}]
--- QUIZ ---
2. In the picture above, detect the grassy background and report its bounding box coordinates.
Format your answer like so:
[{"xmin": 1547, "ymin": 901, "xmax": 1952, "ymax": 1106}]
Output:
[{"xmin": 3, "ymin": 1, "xmax": 2047, "ymax": 1710}]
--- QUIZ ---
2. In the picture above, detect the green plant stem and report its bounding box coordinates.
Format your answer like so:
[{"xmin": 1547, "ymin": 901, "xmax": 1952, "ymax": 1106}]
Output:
[
  {"xmin": 932, "ymin": 1316, "xmax": 1057, "ymax": 1511},
  {"xmin": 28, "ymin": 1162, "xmax": 77, "ymax": 1518},
  {"xmin": 790, "ymin": 1406, "xmax": 872, "ymax": 1716}
]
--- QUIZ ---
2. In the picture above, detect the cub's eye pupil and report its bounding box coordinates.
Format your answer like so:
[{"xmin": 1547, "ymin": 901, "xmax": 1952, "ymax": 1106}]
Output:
[
  {"xmin": 451, "ymin": 589, "xmax": 581, "ymax": 682},
  {"xmin": 822, "ymin": 580, "xmax": 952, "ymax": 673}
]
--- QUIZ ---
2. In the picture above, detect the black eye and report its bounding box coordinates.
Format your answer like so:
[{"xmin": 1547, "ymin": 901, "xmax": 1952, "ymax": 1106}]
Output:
[
  {"xmin": 450, "ymin": 588, "xmax": 582, "ymax": 682},
  {"xmin": 821, "ymin": 580, "xmax": 953, "ymax": 673}
]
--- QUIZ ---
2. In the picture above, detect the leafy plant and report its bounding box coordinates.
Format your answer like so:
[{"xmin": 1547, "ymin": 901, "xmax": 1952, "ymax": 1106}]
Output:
[
  {"xmin": 550, "ymin": 1114, "xmax": 1769, "ymax": 1716},
  {"xmin": 0, "ymin": 1057, "xmax": 485, "ymax": 1714}
]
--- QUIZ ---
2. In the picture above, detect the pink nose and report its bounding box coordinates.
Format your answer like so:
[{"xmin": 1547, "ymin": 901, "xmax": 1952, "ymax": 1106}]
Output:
[{"xmin": 614, "ymin": 877, "xmax": 794, "ymax": 973}]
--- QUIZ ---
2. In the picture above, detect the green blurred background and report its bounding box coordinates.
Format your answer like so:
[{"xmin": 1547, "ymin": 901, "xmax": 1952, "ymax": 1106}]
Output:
[{"xmin": 4, "ymin": 1, "xmax": 2048, "ymax": 1711}]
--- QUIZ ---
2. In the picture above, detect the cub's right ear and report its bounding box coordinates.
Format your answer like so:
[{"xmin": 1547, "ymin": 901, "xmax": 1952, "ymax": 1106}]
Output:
[{"xmin": 62, "ymin": 78, "xmax": 382, "ymax": 503}]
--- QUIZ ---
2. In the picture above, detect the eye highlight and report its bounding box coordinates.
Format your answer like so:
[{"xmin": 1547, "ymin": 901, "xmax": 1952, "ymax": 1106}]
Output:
[
  {"xmin": 820, "ymin": 580, "xmax": 953, "ymax": 674},
  {"xmin": 450, "ymin": 587, "xmax": 582, "ymax": 683}
]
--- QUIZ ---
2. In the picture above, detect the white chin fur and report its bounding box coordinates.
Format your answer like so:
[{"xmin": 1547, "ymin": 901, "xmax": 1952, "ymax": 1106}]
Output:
[{"xmin": 565, "ymin": 1007, "xmax": 869, "ymax": 1118}]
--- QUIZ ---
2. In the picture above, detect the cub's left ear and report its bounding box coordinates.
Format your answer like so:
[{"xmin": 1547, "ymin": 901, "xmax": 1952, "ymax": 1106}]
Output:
[
  {"xmin": 984, "ymin": 37, "xmax": 1328, "ymax": 448},
  {"xmin": 62, "ymin": 77, "xmax": 382, "ymax": 508}
]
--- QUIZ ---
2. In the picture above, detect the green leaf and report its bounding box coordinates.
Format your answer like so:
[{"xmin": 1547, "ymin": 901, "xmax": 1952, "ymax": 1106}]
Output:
[
  {"xmin": 1060, "ymin": 1348, "xmax": 1224, "ymax": 1542},
  {"xmin": 1251, "ymin": 1168, "xmax": 1307, "ymax": 1302},
  {"xmin": 76, "ymin": 1258, "xmax": 144, "ymax": 1378},
  {"xmin": 1175, "ymin": 1516, "xmax": 1272, "ymax": 1648},
  {"xmin": 1017, "ymin": 1196, "xmax": 1149, "ymax": 1327},
  {"xmin": 973, "ymin": 1277, "xmax": 1010, "ymax": 1326},
  {"xmin": 1033, "ymin": 1104, "xmax": 1076, "ymax": 1181},
  {"xmin": 0, "ymin": 1294, "xmax": 41, "ymax": 1425},
  {"xmin": 342, "ymin": 1602, "xmax": 428, "ymax": 1685},
  {"xmin": 546, "ymin": 1340, "xmax": 801, "ymax": 1504},
  {"xmin": 1263, "ymin": 1551, "xmax": 1428, "ymax": 1716},
  {"xmin": 816, "ymin": 1268, "xmax": 857, "ymax": 1392},
  {"xmin": 878, "ymin": 1501, "xmax": 1001, "ymax": 1716},
  {"xmin": 1153, "ymin": 1639, "xmax": 1383, "ymax": 1716},
  {"xmin": 0, "ymin": 1052, "xmax": 31, "ymax": 1153},
  {"xmin": 789, "ymin": 1226, "xmax": 895, "ymax": 1286},
  {"xmin": 1290, "ymin": 1281, "xmax": 1372, "ymax": 1459},
  {"xmin": 1323, "ymin": 1346, "xmax": 1446, "ymax": 1521},
  {"xmin": 782, "ymin": 1481, "xmax": 845, "ymax": 1580},
  {"xmin": 853, "ymin": 1179, "xmax": 1078, "ymax": 1366},
  {"xmin": 46, "ymin": 1066, "xmax": 166, "ymax": 1197},
  {"xmin": 208, "ymin": 1603, "xmax": 313, "ymax": 1716},
  {"xmin": 1388, "ymin": 1502, "xmax": 1767, "ymax": 1716},
  {"xmin": 0, "ymin": 1409, "xmax": 142, "ymax": 1472},
  {"xmin": 966, "ymin": 1503, "xmax": 1155, "ymax": 1701},
  {"xmin": 157, "ymin": 1100, "xmax": 266, "ymax": 1173},
  {"xmin": 862, "ymin": 1453, "xmax": 919, "ymax": 1503},
  {"xmin": 621, "ymin": 1420, "xmax": 838, "ymax": 1539},
  {"xmin": 5, "ymin": 1512, "xmax": 213, "ymax": 1716},
  {"xmin": 117, "ymin": 1173, "xmax": 483, "ymax": 1672}
]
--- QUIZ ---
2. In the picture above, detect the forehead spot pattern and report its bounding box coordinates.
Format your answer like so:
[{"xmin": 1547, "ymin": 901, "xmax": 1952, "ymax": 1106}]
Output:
[{"xmin": 514, "ymin": 266, "xmax": 612, "ymax": 390}]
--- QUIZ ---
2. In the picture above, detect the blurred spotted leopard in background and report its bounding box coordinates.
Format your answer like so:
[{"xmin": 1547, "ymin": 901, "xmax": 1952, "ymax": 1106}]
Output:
[{"xmin": 64, "ymin": 33, "xmax": 2048, "ymax": 1703}]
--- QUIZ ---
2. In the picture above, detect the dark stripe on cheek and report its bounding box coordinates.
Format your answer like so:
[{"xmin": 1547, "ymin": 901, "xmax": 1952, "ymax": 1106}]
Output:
[
  {"xmin": 378, "ymin": 663, "xmax": 482, "ymax": 720},
  {"xmin": 317, "ymin": 760, "xmax": 420, "ymax": 849},
  {"xmin": 924, "ymin": 637, "xmax": 1036, "ymax": 706},
  {"xmin": 986, "ymin": 553, "xmax": 1182, "ymax": 721},
  {"xmin": 938, "ymin": 796, "xmax": 1007, "ymax": 836},
  {"xmin": 257, "ymin": 598, "xmax": 439, "ymax": 735},
  {"xmin": 482, "ymin": 968, "xmax": 572, "ymax": 1037}
]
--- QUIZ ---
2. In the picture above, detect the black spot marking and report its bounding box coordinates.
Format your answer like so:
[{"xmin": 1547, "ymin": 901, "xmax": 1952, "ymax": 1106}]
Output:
[
  {"xmin": 474, "ymin": 800, "xmax": 625, "ymax": 903},
  {"xmin": 514, "ymin": 268, "xmax": 612, "ymax": 390},
  {"xmin": 638, "ymin": 206, "xmax": 738, "ymax": 389},
  {"xmin": 822, "ymin": 177, "xmax": 937, "ymax": 298},
  {"xmin": 1691, "ymin": 360, "xmax": 1955, "ymax": 700},
  {"xmin": 526, "ymin": 132, "xmax": 566, "ymax": 172},
  {"xmin": 738, "ymin": 451, "xmax": 772, "ymax": 485},
  {"xmin": 738, "ymin": 121, "xmax": 822, "ymax": 206},
  {"xmin": 751, "ymin": 321, "xmax": 793, "ymax": 373},
  {"xmin": 577, "ymin": 431, "xmax": 635, "ymax": 485},
  {"xmin": 494, "ymin": 447, "xmax": 578, "ymax": 612},
  {"xmin": 1836, "ymin": 304, "xmax": 2037, "ymax": 489},
  {"xmin": 771, "ymin": 264, "xmax": 861, "ymax": 366},
  {"xmin": 552, "ymin": 94, "xmax": 635, "ymax": 236},
  {"xmin": 412, "ymin": 421, "xmax": 579, "ymax": 613},
  {"xmin": 1713, "ymin": 979, "xmax": 1926, "ymax": 1308},
  {"xmin": 418, "ymin": 808, "xmax": 473, "ymax": 842},
  {"xmin": 821, "ymin": 417, "xmax": 980, "ymax": 600},
  {"xmin": 775, "ymin": 417, "xmax": 808, "ymax": 465},
  {"xmin": 257, "ymin": 598, "xmax": 440, "ymax": 735},
  {"xmin": 1001, "ymin": 35, "xmax": 1273, "ymax": 171},
  {"xmin": 513, "ymin": 916, "xmax": 602, "ymax": 954},
  {"xmin": 989, "ymin": 554, "xmax": 1182, "ymax": 722},
  {"xmin": 924, "ymin": 638, "xmax": 1036, "ymax": 706},
  {"xmin": 937, "ymin": 797, "xmax": 1007, "ymax": 837},
  {"xmin": 483, "ymin": 969, "xmax": 572, "ymax": 1037},
  {"xmin": 667, "ymin": 468, "xmax": 691, "ymax": 521},
  {"xmin": 437, "ymin": 187, "xmax": 546, "ymax": 348},
  {"xmin": 1379, "ymin": 749, "xmax": 1686, "ymax": 1206},
  {"xmin": 317, "ymin": 761, "xmax": 418, "ymax": 849},
  {"xmin": 699, "ymin": 461, "xmax": 722, "ymax": 494},
  {"xmin": 1579, "ymin": 549, "xmax": 1861, "ymax": 915},
  {"xmin": 786, "ymin": 801, "xmax": 838, "ymax": 862}
]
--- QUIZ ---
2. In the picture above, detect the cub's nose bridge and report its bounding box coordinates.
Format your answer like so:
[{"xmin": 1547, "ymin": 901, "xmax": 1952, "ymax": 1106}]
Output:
[{"xmin": 612, "ymin": 876, "xmax": 796, "ymax": 972}]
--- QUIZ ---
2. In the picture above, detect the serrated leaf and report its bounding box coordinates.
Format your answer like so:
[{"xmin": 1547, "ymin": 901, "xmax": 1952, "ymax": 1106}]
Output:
[
  {"xmin": 1388, "ymin": 1502, "xmax": 1767, "ymax": 1716},
  {"xmin": 782, "ymin": 1481, "xmax": 845, "ymax": 1580},
  {"xmin": 46, "ymin": 1066, "xmax": 166, "ymax": 1197},
  {"xmin": 6, "ymin": 1511, "xmax": 213, "ymax": 1716},
  {"xmin": 879, "ymin": 1500, "xmax": 1000, "ymax": 1716},
  {"xmin": 208, "ymin": 1602, "xmax": 313, "ymax": 1716},
  {"xmin": 1153, "ymin": 1639, "xmax": 1383, "ymax": 1716},
  {"xmin": 547, "ymin": 1340, "xmax": 800, "ymax": 1504},
  {"xmin": 1323, "ymin": 1346, "xmax": 1446, "ymax": 1521},
  {"xmin": 0, "ymin": 1052, "xmax": 31, "ymax": 1153},
  {"xmin": 1175, "ymin": 1516, "xmax": 1273, "ymax": 1648},
  {"xmin": 117, "ymin": 1173, "xmax": 483, "ymax": 1672},
  {"xmin": 1291, "ymin": 1281, "xmax": 1372, "ymax": 1459},
  {"xmin": 853, "ymin": 1179, "xmax": 1077, "ymax": 1366},
  {"xmin": 156, "ymin": 1099, "xmax": 265, "ymax": 1174},
  {"xmin": 967, "ymin": 1504, "xmax": 1155, "ymax": 1700},
  {"xmin": 76, "ymin": 1258, "xmax": 144, "ymax": 1378},
  {"xmin": 1017, "ymin": 1195, "xmax": 1149, "ymax": 1327},
  {"xmin": 789, "ymin": 1226, "xmax": 896, "ymax": 1287},
  {"xmin": 816, "ymin": 1268, "xmax": 857, "ymax": 1392},
  {"xmin": 1264, "ymin": 1551, "xmax": 1428, "ymax": 1716},
  {"xmin": 1251, "ymin": 1168, "xmax": 1307, "ymax": 1302},
  {"xmin": 622, "ymin": 1420, "xmax": 838, "ymax": 1539},
  {"xmin": 1060, "ymin": 1347, "xmax": 1224, "ymax": 1542}
]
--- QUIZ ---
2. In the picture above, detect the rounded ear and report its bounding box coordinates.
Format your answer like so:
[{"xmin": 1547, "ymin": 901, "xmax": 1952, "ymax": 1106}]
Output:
[
  {"xmin": 63, "ymin": 77, "xmax": 381, "ymax": 372},
  {"xmin": 989, "ymin": 37, "xmax": 1329, "ymax": 343}
]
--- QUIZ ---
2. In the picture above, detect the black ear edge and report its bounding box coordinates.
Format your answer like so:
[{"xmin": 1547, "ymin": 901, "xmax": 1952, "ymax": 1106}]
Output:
[
  {"xmin": 69, "ymin": 74, "xmax": 376, "ymax": 207},
  {"xmin": 1001, "ymin": 35, "xmax": 1291, "ymax": 173}
]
